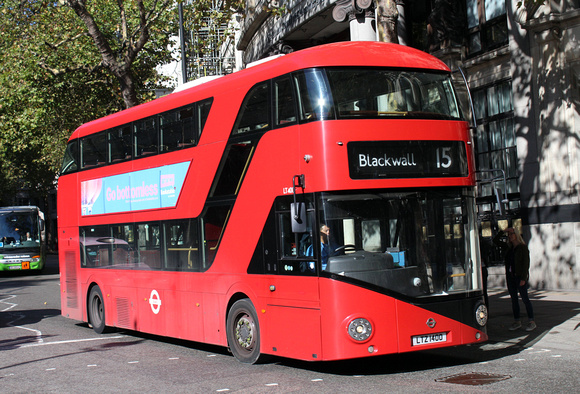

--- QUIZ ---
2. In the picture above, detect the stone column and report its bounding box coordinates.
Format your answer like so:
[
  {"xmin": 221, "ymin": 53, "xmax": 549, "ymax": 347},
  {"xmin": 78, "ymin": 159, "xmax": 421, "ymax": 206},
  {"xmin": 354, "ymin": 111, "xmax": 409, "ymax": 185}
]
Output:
[
  {"xmin": 396, "ymin": 0, "xmax": 407, "ymax": 45},
  {"xmin": 332, "ymin": 0, "xmax": 376, "ymax": 41}
]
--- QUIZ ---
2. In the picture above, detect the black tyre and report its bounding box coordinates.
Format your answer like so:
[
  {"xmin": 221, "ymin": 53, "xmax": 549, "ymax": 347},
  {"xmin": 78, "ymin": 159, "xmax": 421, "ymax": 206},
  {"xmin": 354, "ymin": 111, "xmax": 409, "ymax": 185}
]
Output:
[
  {"xmin": 226, "ymin": 299, "xmax": 261, "ymax": 364},
  {"xmin": 88, "ymin": 286, "xmax": 107, "ymax": 334}
]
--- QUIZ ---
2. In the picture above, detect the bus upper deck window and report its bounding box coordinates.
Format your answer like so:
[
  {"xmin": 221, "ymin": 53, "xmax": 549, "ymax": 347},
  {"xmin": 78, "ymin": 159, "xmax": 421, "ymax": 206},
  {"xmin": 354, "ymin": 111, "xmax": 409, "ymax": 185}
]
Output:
[
  {"xmin": 198, "ymin": 98, "xmax": 213, "ymax": 136},
  {"xmin": 61, "ymin": 140, "xmax": 79, "ymax": 174},
  {"xmin": 274, "ymin": 77, "xmax": 297, "ymax": 127},
  {"xmin": 108, "ymin": 125, "xmax": 132, "ymax": 163},
  {"xmin": 326, "ymin": 68, "xmax": 462, "ymax": 120},
  {"xmin": 81, "ymin": 133, "xmax": 107, "ymax": 169},
  {"xmin": 232, "ymin": 82, "xmax": 271, "ymax": 135},
  {"xmin": 294, "ymin": 69, "xmax": 334, "ymax": 122},
  {"xmin": 134, "ymin": 117, "xmax": 158, "ymax": 157},
  {"xmin": 160, "ymin": 104, "xmax": 200, "ymax": 152}
]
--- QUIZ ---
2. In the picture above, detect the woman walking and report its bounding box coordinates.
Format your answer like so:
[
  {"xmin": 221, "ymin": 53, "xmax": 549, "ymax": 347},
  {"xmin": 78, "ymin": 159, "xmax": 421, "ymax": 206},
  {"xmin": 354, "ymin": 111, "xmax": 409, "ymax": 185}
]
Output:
[{"xmin": 493, "ymin": 227, "xmax": 536, "ymax": 331}]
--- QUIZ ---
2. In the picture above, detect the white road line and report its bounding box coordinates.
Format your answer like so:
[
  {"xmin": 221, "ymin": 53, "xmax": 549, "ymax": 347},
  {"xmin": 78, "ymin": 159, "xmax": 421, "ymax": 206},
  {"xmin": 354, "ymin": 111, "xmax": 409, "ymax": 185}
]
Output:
[
  {"xmin": 19, "ymin": 336, "xmax": 125, "ymax": 348},
  {"xmin": 527, "ymin": 349, "xmax": 551, "ymax": 354},
  {"xmin": 2, "ymin": 295, "xmax": 44, "ymax": 345},
  {"xmin": 0, "ymin": 295, "xmax": 18, "ymax": 312}
]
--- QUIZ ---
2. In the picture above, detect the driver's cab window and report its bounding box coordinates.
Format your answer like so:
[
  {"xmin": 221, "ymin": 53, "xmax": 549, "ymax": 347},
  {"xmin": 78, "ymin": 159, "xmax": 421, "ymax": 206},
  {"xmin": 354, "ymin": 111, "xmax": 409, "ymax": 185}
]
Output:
[{"xmin": 276, "ymin": 196, "xmax": 317, "ymax": 275}]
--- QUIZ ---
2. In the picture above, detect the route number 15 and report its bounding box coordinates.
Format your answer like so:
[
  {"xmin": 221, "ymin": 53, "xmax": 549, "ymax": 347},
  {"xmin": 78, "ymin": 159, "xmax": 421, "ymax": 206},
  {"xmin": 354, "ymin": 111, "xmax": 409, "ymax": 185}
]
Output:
[{"xmin": 436, "ymin": 147, "xmax": 452, "ymax": 169}]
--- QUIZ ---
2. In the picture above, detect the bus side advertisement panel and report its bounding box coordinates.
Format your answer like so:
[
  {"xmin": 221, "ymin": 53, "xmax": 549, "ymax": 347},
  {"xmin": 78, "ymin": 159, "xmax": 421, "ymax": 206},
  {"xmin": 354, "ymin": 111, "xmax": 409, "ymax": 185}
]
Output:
[{"xmin": 80, "ymin": 161, "xmax": 190, "ymax": 216}]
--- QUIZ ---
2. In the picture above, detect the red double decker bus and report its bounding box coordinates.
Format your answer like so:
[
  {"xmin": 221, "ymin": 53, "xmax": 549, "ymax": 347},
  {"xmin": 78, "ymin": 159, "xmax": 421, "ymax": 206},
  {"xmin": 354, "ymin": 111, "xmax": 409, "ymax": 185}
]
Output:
[{"xmin": 58, "ymin": 41, "xmax": 488, "ymax": 363}]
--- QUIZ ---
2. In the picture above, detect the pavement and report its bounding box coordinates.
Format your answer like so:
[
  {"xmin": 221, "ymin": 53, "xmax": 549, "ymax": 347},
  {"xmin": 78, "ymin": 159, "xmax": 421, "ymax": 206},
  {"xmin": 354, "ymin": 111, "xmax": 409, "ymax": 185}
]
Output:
[{"xmin": 481, "ymin": 287, "xmax": 580, "ymax": 353}]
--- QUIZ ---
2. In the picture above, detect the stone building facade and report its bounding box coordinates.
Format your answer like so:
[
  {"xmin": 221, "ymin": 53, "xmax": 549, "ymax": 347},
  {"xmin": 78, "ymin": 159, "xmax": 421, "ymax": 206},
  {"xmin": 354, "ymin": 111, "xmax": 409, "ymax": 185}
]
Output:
[{"xmin": 234, "ymin": 0, "xmax": 580, "ymax": 290}]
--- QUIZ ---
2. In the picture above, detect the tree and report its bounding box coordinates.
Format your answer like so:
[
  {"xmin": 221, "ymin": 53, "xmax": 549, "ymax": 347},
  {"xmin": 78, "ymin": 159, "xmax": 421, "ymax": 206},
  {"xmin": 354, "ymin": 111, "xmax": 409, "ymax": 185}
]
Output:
[
  {"xmin": 56, "ymin": 0, "xmax": 176, "ymax": 109},
  {"xmin": 0, "ymin": 1, "xmax": 243, "ymax": 206},
  {"xmin": 0, "ymin": 1, "xmax": 180, "ymax": 205}
]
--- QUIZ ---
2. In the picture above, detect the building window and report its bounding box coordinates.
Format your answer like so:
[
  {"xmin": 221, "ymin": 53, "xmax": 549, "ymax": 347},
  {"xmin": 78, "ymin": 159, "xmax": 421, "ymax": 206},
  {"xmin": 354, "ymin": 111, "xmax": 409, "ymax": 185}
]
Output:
[
  {"xmin": 473, "ymin": 79, "xmax": 519, "ymax": 212},
  {"xmin": 466, "ymin": 0, "xmax": 508, "ymax": 56}
]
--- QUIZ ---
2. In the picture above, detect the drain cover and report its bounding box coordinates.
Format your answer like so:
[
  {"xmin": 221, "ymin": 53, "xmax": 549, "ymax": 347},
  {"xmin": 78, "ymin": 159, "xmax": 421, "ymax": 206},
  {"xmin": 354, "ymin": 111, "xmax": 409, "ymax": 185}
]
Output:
[{"xmin": 435, "ymin": 372, "xmax": 512, "ymax": 386}]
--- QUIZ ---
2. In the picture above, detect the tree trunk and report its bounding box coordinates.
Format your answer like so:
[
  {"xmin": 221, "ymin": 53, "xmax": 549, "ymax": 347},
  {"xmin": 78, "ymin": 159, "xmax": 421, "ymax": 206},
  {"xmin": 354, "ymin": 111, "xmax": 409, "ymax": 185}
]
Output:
[{"xmin": 66, "ymin": 0, "xmax": 148, "ymax": 108}]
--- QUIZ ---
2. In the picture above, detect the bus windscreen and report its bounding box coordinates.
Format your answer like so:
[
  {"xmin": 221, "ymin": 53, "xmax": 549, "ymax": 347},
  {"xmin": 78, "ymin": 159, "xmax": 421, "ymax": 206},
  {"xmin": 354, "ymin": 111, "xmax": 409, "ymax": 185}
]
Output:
[{"xmin": 326, "ymin": 68, "xmax": 462, "ymax": 120}]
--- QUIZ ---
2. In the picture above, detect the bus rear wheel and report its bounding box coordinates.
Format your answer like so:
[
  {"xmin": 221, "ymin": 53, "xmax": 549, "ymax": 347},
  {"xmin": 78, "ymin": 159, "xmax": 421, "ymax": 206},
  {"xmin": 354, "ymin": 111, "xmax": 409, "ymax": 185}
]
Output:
[
  {"xmin": 226, "ymin": 299, "xmax": 261, "ymax": 364},
  {"xmin": 88, "ymin": 286, "xmax": 107, "ymax": 334}
]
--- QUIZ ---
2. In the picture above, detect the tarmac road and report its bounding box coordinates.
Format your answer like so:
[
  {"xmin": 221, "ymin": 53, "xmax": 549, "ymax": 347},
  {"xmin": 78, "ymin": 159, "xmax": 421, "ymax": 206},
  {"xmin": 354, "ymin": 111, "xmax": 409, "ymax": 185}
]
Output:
[{"xmin": 1, "ymin": 254, "xmax": 579, "ymax": 392}]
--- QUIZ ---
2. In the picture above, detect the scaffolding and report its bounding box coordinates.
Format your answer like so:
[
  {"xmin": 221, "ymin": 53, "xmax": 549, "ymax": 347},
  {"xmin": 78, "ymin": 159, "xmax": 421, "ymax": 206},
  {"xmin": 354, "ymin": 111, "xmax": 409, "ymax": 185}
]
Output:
[{"xmin": 184, "ymin": 0, "xmax": 238, "ymax": 82}]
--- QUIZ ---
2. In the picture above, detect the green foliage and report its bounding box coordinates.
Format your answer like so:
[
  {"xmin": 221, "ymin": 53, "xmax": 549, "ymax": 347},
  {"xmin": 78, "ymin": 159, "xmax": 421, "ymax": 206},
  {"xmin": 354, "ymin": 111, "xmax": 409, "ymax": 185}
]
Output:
[{"xmin": 0, "ymin": 1, "xmax": 185, "ymax": 205}]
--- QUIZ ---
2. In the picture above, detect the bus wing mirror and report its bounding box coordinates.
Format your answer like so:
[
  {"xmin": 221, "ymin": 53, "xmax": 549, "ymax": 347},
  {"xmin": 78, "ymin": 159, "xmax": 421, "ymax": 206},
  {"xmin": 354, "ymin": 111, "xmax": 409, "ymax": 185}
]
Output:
[{"xmin": 291, "ymin": 202, "xmax": 307, "ymax": 233}]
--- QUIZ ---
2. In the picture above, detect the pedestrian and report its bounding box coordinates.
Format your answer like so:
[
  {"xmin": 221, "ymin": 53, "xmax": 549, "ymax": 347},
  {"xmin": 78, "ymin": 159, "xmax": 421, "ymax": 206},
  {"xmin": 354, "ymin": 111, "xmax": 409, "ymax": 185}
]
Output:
[{"xmin": 493, "ymin": 227, "xmax": 536, "ymax": 331}]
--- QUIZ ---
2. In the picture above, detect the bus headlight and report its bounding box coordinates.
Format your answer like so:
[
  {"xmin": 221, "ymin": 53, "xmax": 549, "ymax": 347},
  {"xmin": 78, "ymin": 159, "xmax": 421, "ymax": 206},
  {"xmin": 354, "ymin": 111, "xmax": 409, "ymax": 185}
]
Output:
[
  {"xmin": 475, "ymin": 303, "xmax": 488, "ymax": 327},
  {"xmin": 348, "ymin": 318, "xmax": 373, "ymax": 342}
]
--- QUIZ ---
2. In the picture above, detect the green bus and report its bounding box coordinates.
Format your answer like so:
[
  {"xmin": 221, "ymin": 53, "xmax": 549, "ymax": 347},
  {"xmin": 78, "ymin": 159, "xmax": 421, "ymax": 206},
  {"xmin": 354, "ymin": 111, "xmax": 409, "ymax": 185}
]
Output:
[{"xmin": 0, "ymin": 206, "xmax": 46, "ymax": 271}]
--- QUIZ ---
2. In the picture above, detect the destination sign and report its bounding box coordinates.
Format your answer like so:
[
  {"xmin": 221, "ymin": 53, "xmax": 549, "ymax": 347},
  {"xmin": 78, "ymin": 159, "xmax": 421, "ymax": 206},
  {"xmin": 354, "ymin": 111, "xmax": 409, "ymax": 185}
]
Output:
[{"xmin": 348, "ymin": 141, "xmax": 468, "ymax": 179}]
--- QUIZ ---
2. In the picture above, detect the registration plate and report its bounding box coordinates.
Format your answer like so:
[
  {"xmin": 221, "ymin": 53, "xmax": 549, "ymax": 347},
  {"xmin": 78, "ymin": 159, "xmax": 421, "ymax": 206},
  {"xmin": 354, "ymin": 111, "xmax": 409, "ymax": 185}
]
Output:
[{"xmin": 412, "ymin": 332, "xmax": 447, "ymax": 346}]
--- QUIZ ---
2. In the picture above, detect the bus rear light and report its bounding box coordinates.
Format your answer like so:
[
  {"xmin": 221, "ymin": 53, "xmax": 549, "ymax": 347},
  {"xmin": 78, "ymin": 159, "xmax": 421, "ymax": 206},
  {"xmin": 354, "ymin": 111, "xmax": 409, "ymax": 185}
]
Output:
[
  {"xmin": 348, "ymin": 318, "xmax": 373, "ymax": 342},
  {"xmin": 475, "ymin": 303, "xmax": 488, "ymax": 327}
]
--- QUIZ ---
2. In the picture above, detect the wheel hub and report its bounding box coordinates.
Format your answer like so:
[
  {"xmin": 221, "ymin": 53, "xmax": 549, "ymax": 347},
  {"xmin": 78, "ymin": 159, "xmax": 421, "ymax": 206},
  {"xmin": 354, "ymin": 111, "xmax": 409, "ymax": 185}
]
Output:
[{"xmin": 236, "ymin": 317, "xmax": 254, "ymax": 349}]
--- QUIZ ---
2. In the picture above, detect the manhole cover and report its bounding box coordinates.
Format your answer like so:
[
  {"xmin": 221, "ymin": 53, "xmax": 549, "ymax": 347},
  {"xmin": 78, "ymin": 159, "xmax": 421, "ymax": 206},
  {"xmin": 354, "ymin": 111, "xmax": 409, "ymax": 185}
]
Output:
[{"xmin": 435, "ymin": 372, "xmax": 512, "ymax": 386}]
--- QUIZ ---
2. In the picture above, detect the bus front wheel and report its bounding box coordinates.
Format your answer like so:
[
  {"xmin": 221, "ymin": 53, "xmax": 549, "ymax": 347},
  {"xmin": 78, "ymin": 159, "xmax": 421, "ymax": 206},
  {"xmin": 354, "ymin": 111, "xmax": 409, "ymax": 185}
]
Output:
[
  {"xmin": 88, "ymin": 286, "xmax": 107, "ymax": 334},
  {"xmin": 226, "ymin": 299, "xmax": 261, "ymax": 364}
]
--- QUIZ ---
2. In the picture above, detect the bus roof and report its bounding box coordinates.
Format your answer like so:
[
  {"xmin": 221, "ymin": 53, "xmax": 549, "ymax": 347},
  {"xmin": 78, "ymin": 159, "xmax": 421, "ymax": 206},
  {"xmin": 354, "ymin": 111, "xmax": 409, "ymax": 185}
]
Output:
[
  {"xmin": 69, "ymin": 42, "xmax": 451, "ymax": 140},
  {"xmin": 0, "ymin": 206, "xmax": 40, "ymax": 213}
]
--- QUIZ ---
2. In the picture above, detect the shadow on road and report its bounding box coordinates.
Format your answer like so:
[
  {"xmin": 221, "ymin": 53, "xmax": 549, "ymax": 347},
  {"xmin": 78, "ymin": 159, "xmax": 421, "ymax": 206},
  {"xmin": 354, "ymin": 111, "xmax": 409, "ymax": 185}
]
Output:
[
  {"xmin": 121, "ymin": 288, "xmax": 580, "ymax": 376},
  {"xmin": 270, "ymin": 289, "xmax": 580, "ymax": 375}
]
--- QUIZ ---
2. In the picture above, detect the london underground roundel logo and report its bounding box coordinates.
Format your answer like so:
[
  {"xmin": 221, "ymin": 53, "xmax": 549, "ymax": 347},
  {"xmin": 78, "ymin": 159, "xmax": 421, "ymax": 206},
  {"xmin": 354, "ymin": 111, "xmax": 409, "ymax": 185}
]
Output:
[{"xmin": 149, "ymin": 289, "xmax": 162, "ymax": 314}]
